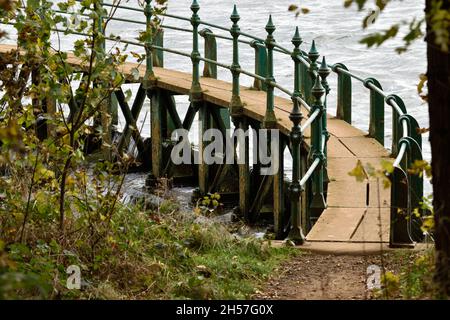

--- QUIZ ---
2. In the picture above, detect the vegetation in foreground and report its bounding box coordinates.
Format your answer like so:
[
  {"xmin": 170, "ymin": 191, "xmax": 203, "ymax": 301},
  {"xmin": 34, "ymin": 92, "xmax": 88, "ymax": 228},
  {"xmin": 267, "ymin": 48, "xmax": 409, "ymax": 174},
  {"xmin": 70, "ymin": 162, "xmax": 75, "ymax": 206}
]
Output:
[
  {"xmin": 375, "ymin": 248, "xmax": 438, "ymax": 300},
  {"xmin": 0, "ymin": 196, "xmax": 297, "ymax": 300}
]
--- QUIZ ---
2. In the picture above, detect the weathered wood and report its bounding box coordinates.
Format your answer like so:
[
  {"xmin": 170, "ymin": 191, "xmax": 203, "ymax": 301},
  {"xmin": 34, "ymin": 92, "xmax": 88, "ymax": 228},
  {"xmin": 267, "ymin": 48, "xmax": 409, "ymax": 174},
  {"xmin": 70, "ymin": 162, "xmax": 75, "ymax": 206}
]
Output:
[
  {"xmin": 198, "ymin": 102, "xmax": 210, "ymax": 194},
  {"xmin": 117, "ymin": 84, "xmax": 147, "ymax": 154},
  {"xmin": 238, "ymin": 119, "xmax": 251, "ymax": 220},
  {"xmin": 115, "ymin": 88, "xmax": 146, "ymax": 156},
  {"xmin": 273, "ymin": 139, "xmax": 286, "ymax": 238},
  {"xmin": 150, "ymin": 89, "xmax": 163, "ymax": 178},
  {"xmin": 250, "ymin": 175, "xmax": 274, "ymax": 221}
]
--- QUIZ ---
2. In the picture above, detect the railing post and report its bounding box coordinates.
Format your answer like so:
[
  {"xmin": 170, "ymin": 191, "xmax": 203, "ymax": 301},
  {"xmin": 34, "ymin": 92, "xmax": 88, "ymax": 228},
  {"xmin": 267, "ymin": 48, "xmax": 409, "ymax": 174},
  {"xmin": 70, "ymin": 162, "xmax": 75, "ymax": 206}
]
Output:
[
  {"xmin": 333, "ymin": 63, "xmax": 352, "ymax": 124},
  {"xmin": 153, "ymin": 28, "xmax": 164, "ymax": 67},
  {"xmin": 229, "ymin": 5, "xmax": 249, "ymax": 219},
  {"xmin": 402, "ymin": 136, "xmax": 424, "ymax": 242},
  {"xmin": 309, "ymin": 74, "xmax": 327, "ymax": 222},
  {"xmin": 200, "ymin": 27, "xmax": 230, "ymax": 130},
  {"xmin": 190, "ymin": 0, "xmax": 208, "ymax": 194},
  {"xmin": 365, "ymin": 77, "xmax": 385, "ymax": 145},
  {"xmin": 387, "ymin": 94, "xmax": 407, "ymax": 157},
  {"xmin": 144, "ymin": 0, "xmax": 162, "ymax": 178},
  {"xmin": 144, "ymin": 0, "xmax": 155, "ymax": 88},
  {"xmin": 389, "ymin": 136, "xmax": 424, "ymax": 247},
  {"xmin": 319, "ymin": 57, "xmax": 331, "ymax": 189},
  {"xmin": 151, "ymin": 28, "xmax": 176, "ymax": 137},
  {"xmin": 229, "ymin": 5, "xmax": 243, "ymax": 118},
  {"xmin": 263, "ymin": 15, "xmax": 277, "ymax": 128},
  {"xmin": 389, "ymin": 162, "xmax": 414, "ymax": 247},
  {"xmin": 307, "ymin": 41, "xmax": 326, "ymax": 221},
  {"xmin": 199, "ymin": 28, "xmax": 217, "ymax": 78},
  {"xmin": 190, "ymin": 0, "xmax": 203, "ymax": 101},
  {"xmin": 405, "ymin": 114, "xmax": 423, "ymax": 153},
  {"xmin": 250, "ymin": 40, "xmax": 267, "ymax": 91},
  {"xmin": 301, "ymin": 58, "xmax": 312, "ymax": 105},
  {"xmin": 307, "ymin": 40, "xmax": 319, "ymax": 104},
  {"xmin": 288, "ymin": 27, "xmax": 306, "ymax": 244}
]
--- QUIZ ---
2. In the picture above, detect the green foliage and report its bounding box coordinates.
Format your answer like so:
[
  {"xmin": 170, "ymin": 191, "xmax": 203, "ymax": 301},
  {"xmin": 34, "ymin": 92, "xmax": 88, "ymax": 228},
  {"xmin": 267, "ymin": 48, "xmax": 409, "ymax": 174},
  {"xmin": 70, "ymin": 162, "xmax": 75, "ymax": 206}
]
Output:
[
  {"xmin": 194, "ymin": 193, "xmax": 223, "ymax": 216},
  {"xmin": 345, "ymin": 0, "xmax": 449, "ymax": 53},
  {"xmin": 0, "ymin": 1, "xmax": 294, "ymax": 300},
  {"xmin": 348, "ymin": 159, "xmax": 392, "ymax": 189},
  {"xmin": 0, "ymin": 200, "xmax": 296, "ymax": 299},
  {"xmin": 374, "ymin": 249, "xmax": 438, "ymax": 299},
  {"xmin": 429, "ymin": 0, "xmax": 450, "ymax": 52},
  {"xmin": 288, "ymin": 4, "xmax": 310, "ymax": 18}
]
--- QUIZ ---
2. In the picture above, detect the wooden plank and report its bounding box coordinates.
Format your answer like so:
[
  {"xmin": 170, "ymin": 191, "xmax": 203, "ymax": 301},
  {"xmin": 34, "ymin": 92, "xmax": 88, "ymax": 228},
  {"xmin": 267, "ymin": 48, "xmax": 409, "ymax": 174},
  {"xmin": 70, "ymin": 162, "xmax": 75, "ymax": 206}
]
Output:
[
  {"xmin": 326, "ymin": 136, "xmax": 355, "ymax": 158},
  {"xmin": 350, "ymin": 208, "xmax": 390, "ymax": 243},
  {"xmin": 327, "ymin": 180, "xmax": 390, "ymax": 208},
  {"xmin": 306, "ymin": 208, "xmax": 390, "ymax": 243},
  {"xmin": 339, "ymin": 136, "xmax": 391, "ymax": 158},
  {"xmin": 306, "ymin": 208, "xmax": 366, "ymax": 242},
  {"xmin": 327, "ymin": 157, "xmax": 392, "ymax": 182},
  {"xmin": 327, "ymin": 118, "xmax": 367, "ymax": 138}
]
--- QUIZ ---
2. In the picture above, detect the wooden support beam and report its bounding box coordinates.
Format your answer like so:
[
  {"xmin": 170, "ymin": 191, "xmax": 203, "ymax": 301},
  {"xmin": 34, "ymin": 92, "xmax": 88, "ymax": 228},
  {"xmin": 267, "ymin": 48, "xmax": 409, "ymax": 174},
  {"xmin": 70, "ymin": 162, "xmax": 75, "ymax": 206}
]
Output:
[
  {"xmin": 164, "ymin": 92, "xmax": 183, "ymax": 131},
  {"xmin": 115, "ymin": 88, "xmax": 147, "ymax": 156},
  {"xmin": 198, "ymin": 102, "xmax": 210, "ymax": 194},
  {"xmin": 273, "ymin": 139, "xmax": 286, "ymax": 238},
  {"xmin": 250, "ymin": 175, "xmax": 274, "ymax": 222},
  {"xmin": 117, "ymin": 84, "xmax": 146, "ymax": 154},
  {"xmin": 149, "ymin": 89, "xmax": 164, "ymax": 178},
  {"xmin": 162, "ymin": 99, "xmax": 199, "ymax": 178},
  {"xmin": 183, "ymin": 103, "xmax": 197, "ymax": 130},
  {"xmin": 239, "ymin": 119, "xmax": 251, "ymax": 220}
]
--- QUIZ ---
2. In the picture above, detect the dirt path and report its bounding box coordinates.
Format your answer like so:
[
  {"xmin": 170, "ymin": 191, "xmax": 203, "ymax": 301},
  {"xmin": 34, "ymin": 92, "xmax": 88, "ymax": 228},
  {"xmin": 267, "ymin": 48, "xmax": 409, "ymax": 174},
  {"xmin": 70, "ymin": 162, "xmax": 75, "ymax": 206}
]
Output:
[{"xmin": 255, "ymin": 252, "xmax": 391, "ymax": 300}]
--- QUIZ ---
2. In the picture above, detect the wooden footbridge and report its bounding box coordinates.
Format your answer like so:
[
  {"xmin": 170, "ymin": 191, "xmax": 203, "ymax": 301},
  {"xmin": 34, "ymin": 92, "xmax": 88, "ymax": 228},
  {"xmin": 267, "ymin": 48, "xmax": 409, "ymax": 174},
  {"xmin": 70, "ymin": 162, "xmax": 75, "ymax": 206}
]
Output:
[{"xmin": 0, "ymin": 1, "xmax": 425, "ymax": 249}]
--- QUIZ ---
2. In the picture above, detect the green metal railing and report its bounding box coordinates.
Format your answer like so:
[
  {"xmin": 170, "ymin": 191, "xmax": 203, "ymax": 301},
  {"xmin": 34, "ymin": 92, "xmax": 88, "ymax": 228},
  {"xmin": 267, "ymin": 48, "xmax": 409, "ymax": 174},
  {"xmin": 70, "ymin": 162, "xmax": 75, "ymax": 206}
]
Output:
[{"xmin": 3, "ymin": 0, "xmax": 424, "ymax": 246}]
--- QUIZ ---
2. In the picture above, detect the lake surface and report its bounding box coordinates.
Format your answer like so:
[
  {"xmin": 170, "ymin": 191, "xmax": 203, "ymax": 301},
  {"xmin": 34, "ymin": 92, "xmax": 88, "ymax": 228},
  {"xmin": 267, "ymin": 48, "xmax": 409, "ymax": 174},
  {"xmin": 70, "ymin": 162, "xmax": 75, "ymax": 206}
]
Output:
[{"xmin": 0, "ymin": 0, "xmax": 430, "ymax": 193}]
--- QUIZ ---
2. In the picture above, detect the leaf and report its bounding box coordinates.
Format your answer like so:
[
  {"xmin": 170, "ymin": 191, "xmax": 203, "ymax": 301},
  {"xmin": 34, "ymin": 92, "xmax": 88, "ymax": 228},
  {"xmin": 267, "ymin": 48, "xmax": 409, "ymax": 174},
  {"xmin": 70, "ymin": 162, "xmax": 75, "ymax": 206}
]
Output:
[
  {"xmin": 380, "ymin": 159, "xmax": 394, "ymax": 174},
  {"xmin": 421, "ymin": 215, "xmax": 434, "ymax": 233},
  {"xmin": 348, "ymin": 160, "xmax": 366, "ymax": 182},
  {"xmin": 301, "ymin": 8, "xmax": 310, "ymax": 14},
  {"xmin": 417, "ymin": 73, "xmax": 427, "ymax": 96}
]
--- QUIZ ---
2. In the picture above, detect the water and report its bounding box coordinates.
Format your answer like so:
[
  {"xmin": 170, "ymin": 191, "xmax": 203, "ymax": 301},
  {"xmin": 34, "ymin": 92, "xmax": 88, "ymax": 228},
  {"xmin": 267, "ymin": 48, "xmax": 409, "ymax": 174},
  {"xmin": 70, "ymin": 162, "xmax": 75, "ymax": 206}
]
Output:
[{"xmin": 0, "ymin": 0, "xmax": 430, "ymax": 193}]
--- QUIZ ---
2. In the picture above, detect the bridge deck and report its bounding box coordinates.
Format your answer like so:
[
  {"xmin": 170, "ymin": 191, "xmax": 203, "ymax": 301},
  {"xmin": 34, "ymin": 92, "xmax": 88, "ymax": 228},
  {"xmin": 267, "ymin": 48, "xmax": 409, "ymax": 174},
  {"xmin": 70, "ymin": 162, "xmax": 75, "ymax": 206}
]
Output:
[{"xmin": 0, "ymin": 44, "xmax": 391, "ymax": 244}]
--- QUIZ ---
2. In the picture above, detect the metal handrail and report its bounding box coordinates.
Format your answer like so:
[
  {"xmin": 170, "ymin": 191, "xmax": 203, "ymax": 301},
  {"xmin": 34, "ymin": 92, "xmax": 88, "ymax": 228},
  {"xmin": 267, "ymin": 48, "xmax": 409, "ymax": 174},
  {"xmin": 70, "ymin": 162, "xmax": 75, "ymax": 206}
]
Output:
[
  {"xmin": 150, "ymin": 45, "xmax": 191, "ymax": 59},
  {"xmin": 333, "ymin": 64, "xmax": 414, "ymax": 169},
  {"xmin": 333, "ymin": 65, "xmax": 365, "ymax": 82},
  {"xmin": 300, "ymin": 157, "xmax": 320, "ymax": 187},
  {"xmin": 301, "ymin": 109, "xmax": 320, "ymax": 133},
  {"xmin": 96, "ymin": 1, "xmax": 145, "ymax": 14}
]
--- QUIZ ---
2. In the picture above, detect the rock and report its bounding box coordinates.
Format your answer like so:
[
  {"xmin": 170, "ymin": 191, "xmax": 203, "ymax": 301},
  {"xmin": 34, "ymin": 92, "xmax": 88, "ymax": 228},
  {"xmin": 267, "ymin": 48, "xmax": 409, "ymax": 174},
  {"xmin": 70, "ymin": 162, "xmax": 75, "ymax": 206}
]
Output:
[{"xmin": 212, "ymin": 212, "xmax": 234, "ymax": 224}]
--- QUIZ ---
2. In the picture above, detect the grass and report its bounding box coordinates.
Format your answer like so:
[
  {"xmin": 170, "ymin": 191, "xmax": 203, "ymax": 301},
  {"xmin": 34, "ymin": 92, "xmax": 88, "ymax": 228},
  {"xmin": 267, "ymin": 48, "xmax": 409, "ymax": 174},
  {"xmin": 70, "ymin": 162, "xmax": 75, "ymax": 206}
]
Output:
[{"xmin": 0, "ymin": 197, "xmax": 298, "ymax": 300}]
